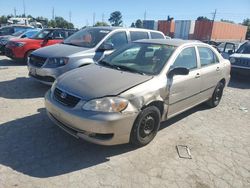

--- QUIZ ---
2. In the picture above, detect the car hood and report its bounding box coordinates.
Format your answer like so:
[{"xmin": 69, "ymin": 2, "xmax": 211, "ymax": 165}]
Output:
[
  {"xmin": 56, "ymin": 64, "xmax": 153, "ymax": 100},
  {"xmin": 32, "ymin": 43, "xmax": 90, "ymax": 58}
]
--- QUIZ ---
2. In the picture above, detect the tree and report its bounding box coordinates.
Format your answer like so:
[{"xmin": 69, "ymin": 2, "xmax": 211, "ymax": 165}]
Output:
[
  {"xmin": 197, "ymin": 16, "xmax": 210, "ymax": 21},
  {"xmin": 108, "ymin": 11, "xmax": 122, "ymax": 26},
  {"xmin": 0, "ymin": 16, "xmax": 8, "ymax": 24},
  {"xmin": 131, "ymin": 22, "xmax": 135, "ymax": 27},
  {"xmin": 242, "ymin": 18, "xmax": 250, "ymax": 39},
  {"xmin": 48, "ymin": 16, "xmax": 74, "ymax": 29},
  {"xmin": 221, "ymin": 19, "xmax": 234, "ymax": 24},
  {"xmin": 135, "ymin": 19, "xmax": 143, "ymax": 28},
  {"xmin": 94, "ymin": 21, "xmax": 109, "ymax": 26}
]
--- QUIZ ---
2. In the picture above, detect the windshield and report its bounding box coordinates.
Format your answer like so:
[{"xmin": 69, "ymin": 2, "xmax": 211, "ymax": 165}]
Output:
[
  {"xmin": 99, "ymin": 43, "xmax": 176, "ymax": 75},
  {"xmin": 31, "ymin": 29, "xmax": 51, "ymax": 39},
  {"xmin": 236, "ymin": 42, "xmax": 250, "ymax": 54},
  {"xmin": 63, "ymin": 27, "xmax": 111, "ymax": 48},
  {"xmin": 11, "ymin": 30, "xmax": 26, "ymax": 37}
]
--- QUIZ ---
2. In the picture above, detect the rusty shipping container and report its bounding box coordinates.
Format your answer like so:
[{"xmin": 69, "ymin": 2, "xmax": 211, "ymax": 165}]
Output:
[
  {"xmin": 193, "ymin": 20, "xmax": 247, "ymax": 41},
  {"xmin": 158, "ymin": 20, "xmax": 175, "ymax": 38}
]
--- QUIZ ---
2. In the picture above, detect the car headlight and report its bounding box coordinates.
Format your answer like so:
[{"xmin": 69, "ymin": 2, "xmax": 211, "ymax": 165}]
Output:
[
  {"xmin": 0, "ymin": 39, "xmax": 8, "ymax": 45},
  {"xmin": 82, "ymin": 97, "xmax": 128, "ymax": 112},
  {"xmin": 46, "ymin": 57, "xmax": 69, "ymax": 68},
  {"xmin": 230, "ymin": 57, "xmax": 236, "ymax": 64},
  {"xmin": 14, "ymin": 42, "xmax": 26, "ymax": 47}
]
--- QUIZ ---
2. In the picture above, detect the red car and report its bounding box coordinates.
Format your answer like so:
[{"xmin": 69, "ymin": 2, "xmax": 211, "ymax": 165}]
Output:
[{"xmin": 5, "ymin": 28, "xmax": 76, "ymax": 62}]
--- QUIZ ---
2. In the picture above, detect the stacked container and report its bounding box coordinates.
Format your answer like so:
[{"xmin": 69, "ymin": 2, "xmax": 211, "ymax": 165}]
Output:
[
  {"xmin": 143, "ymin": 20, "xmax": 158, "ymax": 30},
  {"xmin": 158, "ymin": 20, "xmax": 175, "ymax": 38},
  {"xmin": 174, "ymin": 20, "xmax": 195, "ymax": 39}
]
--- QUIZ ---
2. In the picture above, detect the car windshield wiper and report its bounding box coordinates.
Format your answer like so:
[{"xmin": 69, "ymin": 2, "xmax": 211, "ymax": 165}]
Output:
[
  {"xmin": 113, "ymin": 65, "xmax": 146, "ymax": 75},
  {"xmin": 98, "ymin": 60, "xmax": 117, "ymax": 68}
]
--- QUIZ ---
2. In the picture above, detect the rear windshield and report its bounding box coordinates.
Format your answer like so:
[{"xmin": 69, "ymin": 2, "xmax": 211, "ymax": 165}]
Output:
[{"xmin": 63, "ymin": 27, "xmax": 112, "ymax": 48}]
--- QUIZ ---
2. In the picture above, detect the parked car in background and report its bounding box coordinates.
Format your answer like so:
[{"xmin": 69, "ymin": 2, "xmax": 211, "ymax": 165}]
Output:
[
  {"xmin": 27, "ymin": 27, "xmax": 165, "ymax": 85},
  {"xmin": 45, "ymin": 39, "xmax": 230, "ymax": 146},
  {"xmin": 5, "ymin": 28, "xmax": 76, "ymax": 62},
  {"xmin": 0, "ymin": 25, "xmax": 33, "ymax": 36},
  {"xmin": 0, "ymin": 29, "xmax": 40, "ymax": 54},
  {"xmin": 216, "ymin": 41, "xmax": 244, "ymax": 59},
  {"xmin": 229, "ymin": 41, "xmax": 250, "ymax": 76}
]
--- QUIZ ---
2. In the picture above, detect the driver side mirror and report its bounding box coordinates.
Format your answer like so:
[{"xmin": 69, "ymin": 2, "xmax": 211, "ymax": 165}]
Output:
[
  {"xmin": 167, "ymin": 67, "xmax": 189, "ymax": 78},
  {"xmin": 98, "ymin": 42, "xmax": 114, "ymax": 52}
]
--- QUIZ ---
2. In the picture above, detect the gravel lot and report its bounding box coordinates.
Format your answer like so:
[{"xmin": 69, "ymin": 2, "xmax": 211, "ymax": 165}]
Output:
[{"xmin": 0, "ymin": 55, "xmax": 250, "ymax": 188}]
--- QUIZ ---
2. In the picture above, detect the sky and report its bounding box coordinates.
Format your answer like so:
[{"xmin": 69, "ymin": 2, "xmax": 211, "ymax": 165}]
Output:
[{"xmin": 0, "ymin": 0, "xmax": 249, "ymax": 28}]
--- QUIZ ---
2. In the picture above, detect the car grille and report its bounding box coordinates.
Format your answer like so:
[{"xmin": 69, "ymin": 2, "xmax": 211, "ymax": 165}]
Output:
[
  {"xmin": 234, "ymin": 58, "xmax": 250, "ymax": 68},
  {"xmin": 29, "ymin": 54, "xmax": 47, "ymax": 67},
  {"xmin": 54, "ymin": 88, "xmax": 81, "ymax": 107}
]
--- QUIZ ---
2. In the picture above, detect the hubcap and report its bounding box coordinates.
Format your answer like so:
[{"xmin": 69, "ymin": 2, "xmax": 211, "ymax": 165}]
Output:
[
  {"xmin": 139, "ymin": 115, "xmax": 155, "ymax": 138},
  {"xmin": 215, "ymin": 86, "xmax": 223, "ymax": 102}
]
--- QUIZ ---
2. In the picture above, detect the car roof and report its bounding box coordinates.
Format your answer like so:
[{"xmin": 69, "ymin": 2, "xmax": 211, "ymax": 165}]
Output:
[
  {"xmin": 135, "ymin": 39, "xmax": 203, "ymax": 47},
  {"xmin": 0, "ymin": 25, "xmax": 33, "ymax": 29},
  {"xmin": 87, "ymin": 26, "xmax": 163, "ymax": 33}
]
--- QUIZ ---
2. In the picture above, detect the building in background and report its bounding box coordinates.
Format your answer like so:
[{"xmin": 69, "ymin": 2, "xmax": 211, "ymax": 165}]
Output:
[
  {"xmin": 174, "ymin": 20, "xmax": 195, "ymax": 40},
  {"xmin": 158, "ymin": 20, "xmax": 175, "ymax": 38}
]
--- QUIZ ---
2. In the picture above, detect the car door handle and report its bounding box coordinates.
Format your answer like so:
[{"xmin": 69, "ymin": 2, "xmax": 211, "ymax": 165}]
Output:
[
  {"xmin": 195, "ymin": 73, "xmax": 200, "ymax": 78},
  {"xmin": 216, "ymin": 67, "xmax": 220, "ymax": 71}
]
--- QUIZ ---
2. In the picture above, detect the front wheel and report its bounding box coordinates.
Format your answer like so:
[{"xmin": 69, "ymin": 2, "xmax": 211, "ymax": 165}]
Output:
[
  {"xmin": 130, "ymin": 106, "xmax": 161, "ymax": 147},
  {"xmin": 206, "ymin": 82, "xmax": 224, "ymax": 108}
]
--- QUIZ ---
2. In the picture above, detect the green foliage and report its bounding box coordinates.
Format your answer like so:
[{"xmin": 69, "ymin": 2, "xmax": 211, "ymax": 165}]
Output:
[
  {"xmin": 48, "ymin": 17, "xmax": 74, "ymax": 29},
  {"xmin": 131, "ymin": 22, "xmax": 135, "ymax": 27},
  {"xmin": 94, "ymin": 21, "xmax": 109, "ymax": 26},
  {"xmin": 0, "ymin": 16, "xmax": 8, "ymax": 24},
  {"xmin": 220, "ymin": 19, "xmax": 234, "ymax": 24},
  {"xmin": 135, "ymin": 19, "xmax": 143, "ymax": 28},
  {"xmin": 197, "ymin": 16, "xmax": 210, "ymax": 21},
  {"xmin": 242, "ymin": 18, "xmax": 250, "ymax": 39},
  {"xmin": 167, "ymin": 15, "xmax": 174, "ymax": 21},
  {"xmin": 108, "ymin": 11, "xmax": 123, "ymax": 26}
]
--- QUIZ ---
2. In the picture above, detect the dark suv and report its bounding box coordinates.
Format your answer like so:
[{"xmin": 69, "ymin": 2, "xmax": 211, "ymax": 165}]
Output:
[{"xmin": 229, "ymin": 41, "xmax": 250, "ymax": 76}]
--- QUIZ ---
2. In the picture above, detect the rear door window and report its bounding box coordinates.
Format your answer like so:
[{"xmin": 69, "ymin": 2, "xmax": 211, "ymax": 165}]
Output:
[
  {"xmin": 130, "ymin": 31, "xmax": 149, "ymax": 41},
  {"xmin": 172, "ymin": 47, "xmax": 197, "ymax": 70},
  {"xmin": 150, "ymin": 32, "xmax": 164, "ymax": 39},
  {"xmin": 198, "ymin": 47, "xmax": 219, "ymax": 67},
  {"xmin": 104, "ymin": 32, "xmax": 128, "ymax": 49}
]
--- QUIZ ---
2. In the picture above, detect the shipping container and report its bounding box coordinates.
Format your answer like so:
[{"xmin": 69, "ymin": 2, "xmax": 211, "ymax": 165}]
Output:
[
  {"xmin": 143, "ymin": 20, "xmax": 158, "ymax": 30},
  {"xmin": 193, "ymin": 20, "xmax": 247, "ymax": 42},
  {"xmin": 174, "ymin": 20, "xmax": 195, "ymax": 39},
  {"xmin": 158, "ymin": 20, "xmax": 175, "ymax": 38}
]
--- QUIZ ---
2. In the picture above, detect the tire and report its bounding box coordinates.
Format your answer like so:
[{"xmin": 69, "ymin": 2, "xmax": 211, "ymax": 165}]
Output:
[
  {"xmin": 206, "ymin": 82, "xmax": 224, "ymax": 108},
  {"xmin": 24, "ymin": 50, "xmax": 34, "ymax": 63},
  {"xmin": 130, "ymin": 106, "xmax": 161, "ymax": 147}
]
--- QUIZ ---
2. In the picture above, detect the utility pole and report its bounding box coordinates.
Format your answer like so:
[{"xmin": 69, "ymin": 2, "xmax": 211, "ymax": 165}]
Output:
[
  {"xmin": 14, "ymin": 7, "xmax": 17, "ymax": 17},
  {"xmin": 102, "ymin": 13, "xmax": 104, "ymax": 23},
  {"xmin": 69, "ymin": 11, "xmax": 72, "ymax": 22},
  {"xmin": 23, "ymin": 0, "xmax": 26, "ymax": 17},
  {"xmin": 93, "ymin": 12, "xmax": 96, "ymax": 26},
  {"xmin": 210, "ymin": 9, "xmax": 217, "ymax": 41},
  {"xmin": 144, "ymin": 10, "xmax": 147, "ymax": 20},
  {"xmin": 52, "ymin": 7, "xmax": 55, "ymax": 20}
]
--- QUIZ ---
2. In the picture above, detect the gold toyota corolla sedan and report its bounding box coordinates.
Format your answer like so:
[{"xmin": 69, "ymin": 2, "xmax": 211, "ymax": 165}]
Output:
[{"xmin": 45, "ymin": 39, "xmax": 231, "ymax": 146}]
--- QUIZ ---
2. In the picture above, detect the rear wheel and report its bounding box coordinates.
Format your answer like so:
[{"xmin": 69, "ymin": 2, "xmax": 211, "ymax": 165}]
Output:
[
  {"xmin": 206, "ymin": 82, "xmax": 224, "ymax": 108},
  {"xmin": 130, "ymin": 106, "xmax": 161, "ymax": 147}
]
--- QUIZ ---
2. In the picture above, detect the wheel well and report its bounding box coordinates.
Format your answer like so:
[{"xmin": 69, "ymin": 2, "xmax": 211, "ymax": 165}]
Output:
[
  {"xmin": 142, "ymin": 101, "xmax": 164, "ymax": 117},
  {"xmin": 24, "ymin": 49, "xmax": 34, "ymax": 58}
]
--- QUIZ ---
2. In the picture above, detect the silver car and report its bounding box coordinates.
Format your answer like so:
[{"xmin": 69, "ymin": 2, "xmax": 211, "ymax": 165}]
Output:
[
  {"xmin": 45, "ymin": 39, "xmax": 231, "ymax": 146},
  {"xmin": 27, "ymin": 27, "xmax": 165, "ymax": 85}
]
